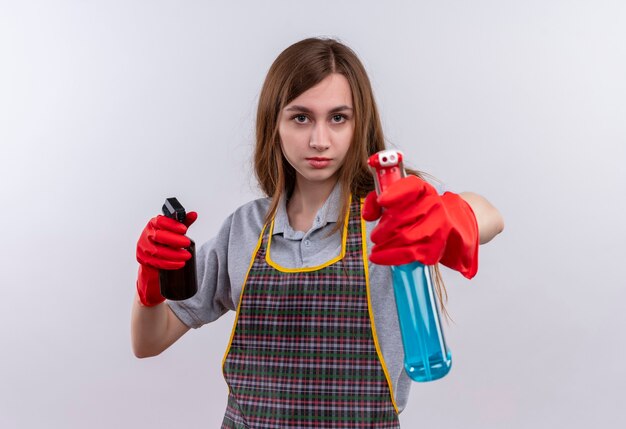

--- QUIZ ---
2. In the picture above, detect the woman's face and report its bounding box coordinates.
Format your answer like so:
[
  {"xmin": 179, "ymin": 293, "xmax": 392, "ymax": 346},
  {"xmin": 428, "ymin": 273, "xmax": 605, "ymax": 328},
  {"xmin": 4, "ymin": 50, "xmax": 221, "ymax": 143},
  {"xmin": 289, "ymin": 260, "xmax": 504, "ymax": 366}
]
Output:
[{"xmin": 278, "ymin": 73, "xmax": 354, "ymax": 189}]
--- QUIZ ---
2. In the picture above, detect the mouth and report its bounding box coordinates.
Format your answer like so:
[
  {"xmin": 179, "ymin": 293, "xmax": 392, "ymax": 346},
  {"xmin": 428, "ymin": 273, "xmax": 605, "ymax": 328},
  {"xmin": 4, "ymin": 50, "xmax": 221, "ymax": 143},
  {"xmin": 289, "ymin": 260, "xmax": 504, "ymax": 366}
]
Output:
[{"xmin": 306, "ymin": 157, "xmax": 332, "ymax": 169}]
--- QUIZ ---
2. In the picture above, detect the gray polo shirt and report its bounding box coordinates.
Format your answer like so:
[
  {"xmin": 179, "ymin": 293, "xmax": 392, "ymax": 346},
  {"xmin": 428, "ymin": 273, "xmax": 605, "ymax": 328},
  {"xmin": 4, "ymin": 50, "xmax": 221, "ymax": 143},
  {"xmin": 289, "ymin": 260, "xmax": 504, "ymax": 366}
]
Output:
[{"xmin": 168, "ymin": 182, "xmax": 438, "ymax": 413}]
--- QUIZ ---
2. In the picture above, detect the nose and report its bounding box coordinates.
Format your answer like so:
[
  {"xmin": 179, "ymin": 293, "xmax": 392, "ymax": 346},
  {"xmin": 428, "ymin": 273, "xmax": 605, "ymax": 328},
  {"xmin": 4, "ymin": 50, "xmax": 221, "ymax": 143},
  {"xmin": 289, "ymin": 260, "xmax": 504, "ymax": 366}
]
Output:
[{"xmin": 309, "ymin": 124, "xmax": 330, "ymax": 151}]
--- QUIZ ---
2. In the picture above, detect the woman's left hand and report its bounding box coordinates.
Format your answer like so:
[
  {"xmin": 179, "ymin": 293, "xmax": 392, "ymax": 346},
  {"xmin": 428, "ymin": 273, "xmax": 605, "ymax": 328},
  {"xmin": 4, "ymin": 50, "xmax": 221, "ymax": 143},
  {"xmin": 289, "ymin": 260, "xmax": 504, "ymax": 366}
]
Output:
[{"xmin": 362, "ymin": 175, "xmax": 479, "ymax": 279}]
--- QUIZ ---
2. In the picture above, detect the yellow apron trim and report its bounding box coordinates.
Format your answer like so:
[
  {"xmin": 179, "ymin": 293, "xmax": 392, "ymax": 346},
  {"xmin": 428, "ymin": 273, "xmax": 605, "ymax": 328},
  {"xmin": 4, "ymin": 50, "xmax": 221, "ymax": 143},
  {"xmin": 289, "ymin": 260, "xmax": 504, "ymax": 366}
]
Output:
[
  {"xmin": 221, "ymin": 223, "xmax": 267, "ymax": 381},
  {"xmin": 360, "ymin": 197, "xmax": 399, "ymax": 414},
  {"xmin": 265, "ymin": 195, "xmax": 351, "ymax": 273}
]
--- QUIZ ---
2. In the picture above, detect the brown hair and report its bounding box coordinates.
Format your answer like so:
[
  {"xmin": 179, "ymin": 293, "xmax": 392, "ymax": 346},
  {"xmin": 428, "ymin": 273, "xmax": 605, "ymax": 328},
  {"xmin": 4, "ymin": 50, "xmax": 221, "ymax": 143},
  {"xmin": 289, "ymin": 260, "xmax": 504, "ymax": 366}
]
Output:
[
  {"xmin": 254, "ymin": 37, "xmax": 384, "ymax": 222},
  {"xmin": 253, "ymin": 37, "xmax": 449, "ymax": 316}
]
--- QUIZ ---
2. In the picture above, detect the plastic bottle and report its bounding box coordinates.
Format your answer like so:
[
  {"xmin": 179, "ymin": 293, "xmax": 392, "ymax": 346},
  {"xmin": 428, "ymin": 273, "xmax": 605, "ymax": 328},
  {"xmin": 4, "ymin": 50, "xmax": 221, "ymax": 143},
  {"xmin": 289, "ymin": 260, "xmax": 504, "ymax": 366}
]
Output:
[
  {"xmin": 368, "ymin": 150, "xmax": 452, "ymax": 382},
  {"xmin": 159, "ymin": 197, "xmax": 198, "ymax": 301}
]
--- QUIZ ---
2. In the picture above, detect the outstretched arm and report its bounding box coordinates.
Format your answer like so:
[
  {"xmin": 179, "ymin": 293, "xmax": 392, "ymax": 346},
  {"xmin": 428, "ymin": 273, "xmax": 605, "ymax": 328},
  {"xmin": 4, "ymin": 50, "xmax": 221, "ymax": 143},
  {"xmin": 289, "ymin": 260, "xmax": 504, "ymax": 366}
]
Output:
[
  {"xmin": 459, "ymin": 192, "xmax": 504, "ymax": 245},
  {"xmin": 362, "ymin": 176, "xmax": 504, "ymax": 279},
  {"xmin": 131, "ymin": 297, "xmax": 190, "ymax": 358},
  {"xmin": 132, "ymin": 212, "xmax": 197, "ymax": 357}
]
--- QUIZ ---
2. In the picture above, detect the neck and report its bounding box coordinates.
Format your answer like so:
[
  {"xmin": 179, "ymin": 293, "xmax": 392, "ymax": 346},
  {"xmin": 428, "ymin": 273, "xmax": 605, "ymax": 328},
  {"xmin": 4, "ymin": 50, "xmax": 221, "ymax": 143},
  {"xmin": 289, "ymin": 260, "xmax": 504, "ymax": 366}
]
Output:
[{"xmin": 287, "ymin": 177, "xmax": 338, "ymax": 230}]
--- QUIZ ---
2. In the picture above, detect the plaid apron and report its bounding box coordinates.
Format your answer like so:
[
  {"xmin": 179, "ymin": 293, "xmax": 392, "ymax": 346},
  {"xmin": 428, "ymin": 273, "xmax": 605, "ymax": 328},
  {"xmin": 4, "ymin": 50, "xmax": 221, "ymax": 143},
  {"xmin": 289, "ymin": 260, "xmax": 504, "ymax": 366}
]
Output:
[{"xmin": 221, "ymin": 197, "xmax": 400, "ymax": 428}]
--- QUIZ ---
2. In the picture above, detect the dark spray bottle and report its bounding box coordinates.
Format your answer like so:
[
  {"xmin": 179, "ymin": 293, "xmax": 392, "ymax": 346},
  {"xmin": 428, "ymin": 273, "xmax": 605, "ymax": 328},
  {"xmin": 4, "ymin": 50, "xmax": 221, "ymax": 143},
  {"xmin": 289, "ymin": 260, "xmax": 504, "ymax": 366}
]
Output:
[{"xmin": 159, "ymin": 197, "xmax": 198, "ymax": 300}]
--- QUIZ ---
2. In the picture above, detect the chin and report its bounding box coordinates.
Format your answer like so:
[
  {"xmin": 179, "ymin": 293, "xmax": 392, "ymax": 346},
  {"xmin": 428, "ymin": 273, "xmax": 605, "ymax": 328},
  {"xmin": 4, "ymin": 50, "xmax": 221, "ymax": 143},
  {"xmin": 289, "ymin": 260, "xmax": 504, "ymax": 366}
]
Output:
[{"xmin": 298, "ymin": 169, "xmax": 338, "ymax": 184}]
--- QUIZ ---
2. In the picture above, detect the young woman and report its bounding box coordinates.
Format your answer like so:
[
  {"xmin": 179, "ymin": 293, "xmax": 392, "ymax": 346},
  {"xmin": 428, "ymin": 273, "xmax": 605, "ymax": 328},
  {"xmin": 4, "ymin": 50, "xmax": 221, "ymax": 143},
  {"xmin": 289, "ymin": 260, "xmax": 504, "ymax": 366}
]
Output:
[{"xmin": 132, "ymin": 37, "xmax": 504, "ymax": 428}]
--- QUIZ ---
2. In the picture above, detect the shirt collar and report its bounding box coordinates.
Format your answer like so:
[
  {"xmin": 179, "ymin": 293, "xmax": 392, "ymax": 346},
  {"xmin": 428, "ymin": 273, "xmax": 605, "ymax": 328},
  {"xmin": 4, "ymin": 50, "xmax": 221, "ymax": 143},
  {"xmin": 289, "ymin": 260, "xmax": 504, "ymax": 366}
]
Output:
[{"xmin": 272, "ymin": 181, "xmax": 343, "ymax": 237}]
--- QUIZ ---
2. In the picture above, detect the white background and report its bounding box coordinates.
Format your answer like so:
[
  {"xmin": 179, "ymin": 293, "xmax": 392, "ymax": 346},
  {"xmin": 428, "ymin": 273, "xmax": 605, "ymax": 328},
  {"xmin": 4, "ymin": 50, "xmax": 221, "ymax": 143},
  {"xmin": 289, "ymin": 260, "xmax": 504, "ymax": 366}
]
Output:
[{"xmin": 1, "ymin": 1, "xmax": 625, "ymax": 428}]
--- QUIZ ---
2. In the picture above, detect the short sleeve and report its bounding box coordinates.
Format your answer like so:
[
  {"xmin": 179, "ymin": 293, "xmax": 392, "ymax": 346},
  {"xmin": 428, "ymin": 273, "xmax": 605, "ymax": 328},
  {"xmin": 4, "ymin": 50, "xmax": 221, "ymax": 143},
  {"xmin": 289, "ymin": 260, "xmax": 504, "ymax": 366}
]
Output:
[
  {"xmin": 167, "ymin": 213, "xmax": 236, "ymax": 328},
  {"xmin": 167, "ymin": 197, "xmax": 270, "ymax": 328}
]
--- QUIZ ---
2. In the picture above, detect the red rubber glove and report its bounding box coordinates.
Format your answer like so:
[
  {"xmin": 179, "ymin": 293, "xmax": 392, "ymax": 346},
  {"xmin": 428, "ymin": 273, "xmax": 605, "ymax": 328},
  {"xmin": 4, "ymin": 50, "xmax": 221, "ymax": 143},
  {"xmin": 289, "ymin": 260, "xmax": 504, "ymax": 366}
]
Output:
[
  {"xmin": 135, "ymin": 212, "xmax": 198, "ymax": 306},
  {"xmin": 362, "ymin": 175, "xmax": 479, "ymax": 279}
]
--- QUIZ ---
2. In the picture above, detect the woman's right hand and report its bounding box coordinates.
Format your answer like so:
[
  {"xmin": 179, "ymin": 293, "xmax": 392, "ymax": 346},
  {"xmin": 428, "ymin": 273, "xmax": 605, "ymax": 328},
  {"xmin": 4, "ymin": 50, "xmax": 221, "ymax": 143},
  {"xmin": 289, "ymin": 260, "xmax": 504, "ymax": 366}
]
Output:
[{"xmin": 135, "ymin": 212, "xmax": 197, "ymax": 306}]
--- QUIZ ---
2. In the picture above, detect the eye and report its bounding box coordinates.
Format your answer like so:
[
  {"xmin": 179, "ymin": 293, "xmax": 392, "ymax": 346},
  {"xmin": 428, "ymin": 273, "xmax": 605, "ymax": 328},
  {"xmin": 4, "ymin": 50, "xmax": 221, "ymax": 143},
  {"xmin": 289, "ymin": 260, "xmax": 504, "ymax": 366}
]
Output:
[
  {"xmin": 292, "ymin": 114, "xmax": 309, "ymax": 124},
  {"xmin": 331, "ymin": 114, "xmax": 346, "ymax": 123}
]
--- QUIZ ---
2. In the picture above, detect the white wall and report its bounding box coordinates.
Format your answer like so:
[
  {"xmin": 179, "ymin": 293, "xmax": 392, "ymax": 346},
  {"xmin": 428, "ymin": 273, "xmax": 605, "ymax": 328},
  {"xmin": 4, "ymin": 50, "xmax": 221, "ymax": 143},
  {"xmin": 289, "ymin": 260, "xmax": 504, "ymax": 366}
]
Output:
[{"xmin": 1, "ymin": 1, "xmax": 625, "ymax": 428}]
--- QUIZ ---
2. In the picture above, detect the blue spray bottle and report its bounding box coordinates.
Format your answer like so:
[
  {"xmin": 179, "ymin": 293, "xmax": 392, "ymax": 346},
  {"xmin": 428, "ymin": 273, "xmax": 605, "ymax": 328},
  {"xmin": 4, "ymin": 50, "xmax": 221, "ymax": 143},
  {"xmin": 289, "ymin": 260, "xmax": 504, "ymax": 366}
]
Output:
[{"xmin": 368, "ymin": 150, "xmax": 452, "ymax": 382}]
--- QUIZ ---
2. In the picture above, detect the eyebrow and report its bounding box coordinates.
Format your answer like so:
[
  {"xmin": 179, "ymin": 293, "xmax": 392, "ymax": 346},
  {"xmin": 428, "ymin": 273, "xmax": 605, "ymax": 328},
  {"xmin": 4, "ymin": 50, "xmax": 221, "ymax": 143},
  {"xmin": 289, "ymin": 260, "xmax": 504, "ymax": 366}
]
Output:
[{"xmin": 284, "ymin": 105, "xmax": 354, "ymax": 113}]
